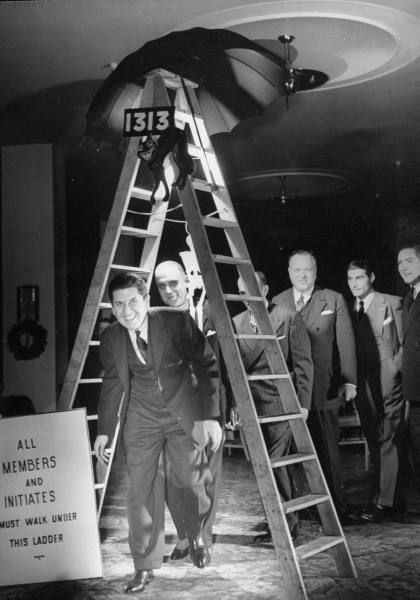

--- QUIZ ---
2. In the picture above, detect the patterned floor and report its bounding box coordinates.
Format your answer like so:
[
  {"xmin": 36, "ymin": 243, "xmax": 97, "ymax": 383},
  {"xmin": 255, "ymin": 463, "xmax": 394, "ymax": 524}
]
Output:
[{"xmin": 1, "ymin": 446, "xmax": 420, "ymax": 599}]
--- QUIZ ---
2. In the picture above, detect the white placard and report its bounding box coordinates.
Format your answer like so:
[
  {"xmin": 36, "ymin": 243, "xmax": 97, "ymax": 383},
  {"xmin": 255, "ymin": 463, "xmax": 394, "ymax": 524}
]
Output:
[{"xmin": 0, "ymin": 409, "xmax": 103, "ymax": 586}]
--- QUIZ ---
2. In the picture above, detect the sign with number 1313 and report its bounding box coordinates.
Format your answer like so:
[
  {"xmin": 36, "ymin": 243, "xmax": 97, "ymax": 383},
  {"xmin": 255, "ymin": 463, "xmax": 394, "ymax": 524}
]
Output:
[{"xmin": 123, "ymin": 106, "xmax": 175, "ymax": 136}]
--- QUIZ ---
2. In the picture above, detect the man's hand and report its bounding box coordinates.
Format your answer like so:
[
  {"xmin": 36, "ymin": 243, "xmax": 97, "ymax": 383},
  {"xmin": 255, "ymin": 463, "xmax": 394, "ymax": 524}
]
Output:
[
  {"xmin": 192, "ymin": 420, "xmax": 223, "ymax": 452},
  {"xmin": 94, "ymin": 434, "xmax": 110, "ymax": 465},
  {"xmin": 338, "ymin": 383, "xmax": 357, "ymax": 402}
]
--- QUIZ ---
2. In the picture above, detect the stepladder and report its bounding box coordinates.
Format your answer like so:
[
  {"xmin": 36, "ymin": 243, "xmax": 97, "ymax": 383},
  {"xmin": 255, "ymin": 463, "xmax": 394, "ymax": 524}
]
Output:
[{"xmin": 58, "ymin": 69, "xmax": 357, "ymax": 598}]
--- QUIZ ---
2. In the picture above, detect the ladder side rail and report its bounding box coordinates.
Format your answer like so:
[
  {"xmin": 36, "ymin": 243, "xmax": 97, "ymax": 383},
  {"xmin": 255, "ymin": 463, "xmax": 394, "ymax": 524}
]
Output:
[
  {"xmin": 177, "ymin": 181, "xmax": 307, "ymax": 599},
  {"xmin": 58, "ymin": 134, "xmax": 142, "ymax": 411}
]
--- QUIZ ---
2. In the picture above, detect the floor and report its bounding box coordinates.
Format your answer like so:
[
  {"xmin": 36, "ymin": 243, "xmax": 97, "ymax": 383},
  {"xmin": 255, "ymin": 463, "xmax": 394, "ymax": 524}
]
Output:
[{"xmin": 1, "ymin": 446, "xmax": 420, "ymax": 600}]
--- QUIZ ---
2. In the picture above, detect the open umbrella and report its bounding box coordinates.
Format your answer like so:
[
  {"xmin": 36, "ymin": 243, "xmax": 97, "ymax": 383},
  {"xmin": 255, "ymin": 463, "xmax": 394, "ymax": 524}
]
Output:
[{"xmin": 86, "ymin": 27, "xmax": 293, "ymax": 144}]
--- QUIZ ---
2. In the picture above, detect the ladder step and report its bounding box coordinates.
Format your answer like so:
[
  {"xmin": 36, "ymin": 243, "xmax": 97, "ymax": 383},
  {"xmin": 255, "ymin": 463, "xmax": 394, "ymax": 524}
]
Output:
[
  {"xmin": 121, "ymin": 225, "xmax": 158, "ymax": 239},
  {"xmin": 295, "ymin": 536, "xmax": 344, "ymax": 561},
  {"xmin": 235, "ymin": 334, "xmax": 277, "ymax": 340},
  {"xmin": 131, "ymin": 186, "xmax": 152, "ymax": 200},
  {"xmin": 212, "ymin": 254, "xmax": 251, "ymax": 265},
  {"xmin": 258, "ymin": 413, "xmax": 304, "ymax": 424},
  {"xmin": 224, "ymin": 293, "xmax": 264, "ymax": 302},
  {"xmin": 111, "ymin": 264, "xmax": 151, "ymax": 274},
  {"xmin": 94, "ymin": 483, "xmax": 105, "ymax": 490},
  {"xmin": 79, "ymin": 378, "xmax": 103, "ymax": 384},
  {"xmin": 191, "ymin": 178, "xmax": 218, "ymax": 192},
  {"xmin": 202, "ymin": 216, "xmax": 239, "ymax": 229},
  {"xmin": 87, "ymin": 414, "xmax": 98, "ymax": 421},
  {"xmin": 283, "ymin": 493, "xmax": 330, "ymax": 514},
  {"xmin": 99, "ymin": 302, "xmax": 112, "ymax": 309},
  {"xmin": 271, "ymin": 452, "xmax": 315, "ymax": 468},
  {"xmin": 89, "ymin": 340, "xmax": 100, "ymax": 346},
  {"xmin": 247, "ymin": 374, "xmax": 289, "ymax": 381}
]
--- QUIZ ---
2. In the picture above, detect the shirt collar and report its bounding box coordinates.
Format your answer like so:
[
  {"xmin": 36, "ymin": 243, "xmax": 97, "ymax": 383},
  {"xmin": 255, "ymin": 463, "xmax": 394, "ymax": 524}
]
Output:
[
  {"xmin": 293, "ymin": 287, "xmax": 314, "ymax": 303},
  {"xmin": 355, "ymin": 291, "xmax": 374, "ymax": 311}
]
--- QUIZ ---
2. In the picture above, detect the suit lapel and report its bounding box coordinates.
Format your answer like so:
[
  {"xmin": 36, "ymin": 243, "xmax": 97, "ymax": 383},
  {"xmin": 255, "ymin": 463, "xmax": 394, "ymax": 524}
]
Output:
[
  {"xmin": 147, "ymin": 311, "xmax": 167, "ymax": 372},
  {"xmin": 113, "ymin": 324, "xmax": 130, "ymax": 391},
  {"xmin": 302, "ymin": 288, "xmax": 328, "ymax": 330},
  {"xmin": 367, "ymin": 292, "xmax": 386, "ymax": 332},
  {"xmin": 404, "ymin": 293, "xmax": 420, "ymax": 336}
]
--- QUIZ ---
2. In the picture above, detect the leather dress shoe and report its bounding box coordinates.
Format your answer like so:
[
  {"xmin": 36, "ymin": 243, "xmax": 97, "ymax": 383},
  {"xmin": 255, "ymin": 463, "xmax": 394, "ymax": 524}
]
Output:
[
  {"xmin": 360, "ymin": 504, "xmax": 394, "ymax": 523},
  {"xmin": 339, "ymin": 511, "xmax": 367, "ymax": 526},
  {"xmin": 124, "ymin": 569, "xmax": 154, "ymax": 594},
  {"xmin": 170, "ymin": 545, "xmax": 190, "ymax": 560},
  {"xmin": 253, "ymin": 523, "xmax": 299, "ymax": 543},
  {"xmin": 189, "ymin": 537, "xmax": 210, "ymax": 568}
]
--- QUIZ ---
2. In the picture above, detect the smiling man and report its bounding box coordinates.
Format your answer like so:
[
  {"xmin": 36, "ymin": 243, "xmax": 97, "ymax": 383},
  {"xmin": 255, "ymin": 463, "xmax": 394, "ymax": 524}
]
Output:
[
  {"xmin": 94, "ymin": 272, "xmax": 221, "ymax": 593},
  {"xmin": 273, "ymin": 250, "xmax": 359, "ymax": 525},
  {"xmin": 347, "ymin": 259, "xmax": 404, "ymax": 523},
  {"xmin": 398, "ymin": 244, "xmax": 420, "ymax": 488}
]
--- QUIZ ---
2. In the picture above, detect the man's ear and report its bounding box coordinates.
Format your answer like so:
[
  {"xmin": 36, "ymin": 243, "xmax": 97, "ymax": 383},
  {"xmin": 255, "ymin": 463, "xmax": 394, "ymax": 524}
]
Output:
[{"xmin": 370, "ymin": 272, "xmax": 376, "ymax": 285}]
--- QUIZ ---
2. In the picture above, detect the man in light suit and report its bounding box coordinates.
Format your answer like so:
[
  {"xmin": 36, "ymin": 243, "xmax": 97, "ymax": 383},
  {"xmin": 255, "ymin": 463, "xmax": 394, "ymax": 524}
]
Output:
[
  {"xmin": 154, "ymin": 260, "xmax": 225, "ymax": 560},
  {"xmin": 94, "ymin": 272, "xmax": 222, "ymax": 594},
  {"xmin": 398, "ymin": 243, "xmax": 420, "ymax": 486},
  {"xmin": 273, "ymin": 250, "xmax": 360, "ymax": 524},
  {"xmin": 234, "ymin": 271, "xmax": 313, "ymax": 541},
  {"xmin": 347, "ymin": 259, "xmax": 404, "ymax": 522}
]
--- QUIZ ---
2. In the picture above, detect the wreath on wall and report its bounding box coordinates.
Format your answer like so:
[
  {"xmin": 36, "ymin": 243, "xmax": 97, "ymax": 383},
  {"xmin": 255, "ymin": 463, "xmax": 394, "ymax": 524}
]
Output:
[{"xmin": 7, "ymin": 319, "xmax": 48, "ymax": 361}]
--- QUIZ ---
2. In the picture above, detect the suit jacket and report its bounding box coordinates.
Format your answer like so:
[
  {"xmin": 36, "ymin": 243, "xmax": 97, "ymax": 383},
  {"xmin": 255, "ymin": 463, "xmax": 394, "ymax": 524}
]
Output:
[
  {"xmin": 402, "ymin": 291, "xmax": 420, "ymax": 404},
  {"xmin": 351, "ymin": 291, "xmax": 402, "ymax": 402},
  {"xmin": 233, "ymin": 302, "xmax": 313, "ymax": 412},
  {"xmin": 97, "ymin": 307, "xmax": 220, "ymax": 441},
  {"xmin": 273, "ymin": 286, "xmax": 357, "ymax": 408}
]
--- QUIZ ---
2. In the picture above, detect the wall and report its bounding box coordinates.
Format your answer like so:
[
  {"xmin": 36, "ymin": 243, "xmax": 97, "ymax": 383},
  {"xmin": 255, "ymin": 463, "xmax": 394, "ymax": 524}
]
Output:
[{"xmin": 1, "ymin": 144, "xmax": 66, "ymax": 413}]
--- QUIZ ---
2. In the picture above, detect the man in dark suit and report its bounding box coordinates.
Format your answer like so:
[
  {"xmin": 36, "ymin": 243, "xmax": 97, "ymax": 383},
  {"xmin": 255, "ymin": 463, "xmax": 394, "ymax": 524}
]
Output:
[
  {"xmin": 398, "ymin": 243, "xmax": 420, "ymax": 486},
  {"xmin": 234, "ymin": 270, "xmax": 313, "ymax": 541},
  {"xmin": 347, "ymin": 259, "xmax": 404, "ymax": 522},
  {"xmin": 273, "ymin": 250, "xmax": 359, "ymax": 524},
  {"xmin": 94, "ymin": 272, "xmax": 222, "ymax": 594},
  {"xmin": 154, "ymin": 260, "xmax": 225, "ymax": 560}
]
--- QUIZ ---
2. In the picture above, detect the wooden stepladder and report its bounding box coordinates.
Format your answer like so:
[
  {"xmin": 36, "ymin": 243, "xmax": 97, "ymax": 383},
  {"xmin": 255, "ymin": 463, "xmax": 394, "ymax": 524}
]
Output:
[{"xmin": 58, "ymin": 70, "xmax": 357, "ymax": 598}]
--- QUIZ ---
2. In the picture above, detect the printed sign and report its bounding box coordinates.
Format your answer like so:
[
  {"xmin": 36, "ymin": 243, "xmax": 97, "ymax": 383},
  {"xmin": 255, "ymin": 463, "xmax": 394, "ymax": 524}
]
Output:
[
  {"xmin": 123, "ymin": 106, "xmax": 175, "ymax": 135},
  {"xmin": 0, "ymin": 409, "xmax": 102, "ymax": 586}
]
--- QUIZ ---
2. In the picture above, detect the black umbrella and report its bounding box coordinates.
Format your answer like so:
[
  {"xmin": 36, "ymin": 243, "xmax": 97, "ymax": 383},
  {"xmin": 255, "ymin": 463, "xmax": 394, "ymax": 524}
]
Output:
[{"xmin": 86, "ymin": 27, "xmax": 293, "ymax": 144}]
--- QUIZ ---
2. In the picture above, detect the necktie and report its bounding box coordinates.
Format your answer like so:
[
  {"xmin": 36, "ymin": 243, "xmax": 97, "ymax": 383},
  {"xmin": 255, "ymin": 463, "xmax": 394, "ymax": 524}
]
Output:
[
  {"xmin": 249, "ymin": 313, "xmax": 258, "ymax": 333},
  {"xmin": 357, "ymin": 300, "xmax": 364, "ymax": 320},
  {"xmin": 296, "ymin": 294, "xmax": 305, "ymax": 312},
  {"xmin": 135, "ymin": 330, "xmax": 148, "ymax": 360}
]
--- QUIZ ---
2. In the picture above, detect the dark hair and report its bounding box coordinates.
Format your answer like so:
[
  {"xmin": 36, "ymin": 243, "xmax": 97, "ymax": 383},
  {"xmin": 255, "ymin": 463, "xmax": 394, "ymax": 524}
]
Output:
[
  {"xmin": 347, "ymin": 259, "xmax": 373, "ymax": 276},
  {"xmin": 398, "ymin": 243, "xmax": 420, "ymax": 259},
  {"xmin": 288, "ymin": 249, "xmax": 317, "ymax": 267},
  {"xmin": 108, "ymin": 272, "xmax": 148, "ymax": 303}
]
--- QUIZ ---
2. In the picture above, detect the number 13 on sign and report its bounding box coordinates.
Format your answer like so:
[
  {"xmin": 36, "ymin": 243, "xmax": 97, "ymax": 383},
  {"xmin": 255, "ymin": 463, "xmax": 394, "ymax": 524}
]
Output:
[{"xmin": 123, "ymin": 107, "xmax": 175, "ymax": 136}]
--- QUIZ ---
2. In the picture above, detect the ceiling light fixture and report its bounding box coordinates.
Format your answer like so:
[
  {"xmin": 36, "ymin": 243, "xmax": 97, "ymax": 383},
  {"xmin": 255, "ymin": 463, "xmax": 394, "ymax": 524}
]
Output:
[{"xmin": 278, "ymin": 34, "xmax": 328, "ymax": 108}]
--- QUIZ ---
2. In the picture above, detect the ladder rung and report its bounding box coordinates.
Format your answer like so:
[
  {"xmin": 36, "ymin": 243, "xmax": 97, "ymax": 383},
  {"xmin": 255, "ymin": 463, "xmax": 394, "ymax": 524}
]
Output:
[
  {"xmin": 212, "ymin": 254, "xmax": 251, "ymax": 265},
  {"xmin": 258, "ymin": 413, "xmax": 303, "ymax": 424},
  {"xmin": 247, "ymin": 374, "xmax": 289, "ymax": 381},
  {"xmin": 283, "ymin": 493, "xmax": 330, "ymax": 514},
  {"xmin": 94, "ymin": 483, "xmax": 105, "ymax": 490},
  {"xmin": 295, "ymin": 536, "xmax": 344, "ymax": 561},
  {"xmin": 202, "ymin": 216, "xmax": 239, "ymax": 229},
  {"xmin": 79, "ymin": 378, "xmax": 102, "ymax": 384},
  {"xmin": 89, "ymin": 340, "xmax": 100, "ymax": 346},
  {"xmin": 121, "ymin": 225, "xmax": 158, "ymax": 239},
  {"xmin": 99, "ymin": 302, "xmax": 112, "ymax": 309},
  {"xmin": 235, "ymin": 334, "xmax": 277, "ymax": 340},
  {"xmin": 111, "ymin": 264, "xmax": 150, "ymax": 274},
  {"xmin": 271, "ymin": 452, "xmax": 315, "ymax": 468},
  {"xmin": 224, "ymin": 294, "xmax": 264, "ymax": 302},
  {"xmin": 87, "ymin": 414, "xmax": 98, "ymax": 421},
  {"xmin": 131, "ymin": 186, "xmax": 152, "ymax": 200},
  {"xmin": 191, "ymin": 178, "xmax": 218, "ymax": 192}
]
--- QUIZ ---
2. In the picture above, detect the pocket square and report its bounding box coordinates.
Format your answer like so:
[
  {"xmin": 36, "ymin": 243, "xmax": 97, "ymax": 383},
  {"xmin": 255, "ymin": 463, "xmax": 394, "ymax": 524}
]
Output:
[
  {"xmin": 383, "ymin": 316, "xmax": 393, "ymax": 326},
  {"xmin": 321, "ymin": 309, "xmax": 334, "ymax": 315}
]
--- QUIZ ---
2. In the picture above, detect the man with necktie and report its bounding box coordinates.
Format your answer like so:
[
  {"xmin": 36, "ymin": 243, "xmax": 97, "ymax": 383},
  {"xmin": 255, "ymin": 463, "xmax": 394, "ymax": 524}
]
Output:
[
  {"xmin": 94, "ymin": 272, "xmax": 222, "ymax": 593},
  {"xmin": 273, "ymin": 250, "xmax": 360, "ymax": 524},
  {"xmin": 233, "ymin": 270, "xmax": 313, "ymax": 542},
  {"xmin": 347, "ymin": 259, "xmax": 404, "ymax": 522},
  {"xmin": 398, "ymin": 244, "xmax": 420, "ymax": 487},
  {"xmin": 154, "ymin": 260, "xmax": 225, "ymax": 562}
]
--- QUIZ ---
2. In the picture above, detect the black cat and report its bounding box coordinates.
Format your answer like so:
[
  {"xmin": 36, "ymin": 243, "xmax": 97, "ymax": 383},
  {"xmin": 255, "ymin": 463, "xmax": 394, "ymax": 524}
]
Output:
[{"xmin": 137, "ymin": 127, "xmax": 195, "ymax": 204}]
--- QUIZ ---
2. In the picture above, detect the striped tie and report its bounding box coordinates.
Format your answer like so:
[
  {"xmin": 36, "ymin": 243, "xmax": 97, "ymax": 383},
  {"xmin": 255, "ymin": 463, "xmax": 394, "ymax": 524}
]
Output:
[{"xmin": 296, "ymin": 294, "xmax": 305, "ymax": 312}]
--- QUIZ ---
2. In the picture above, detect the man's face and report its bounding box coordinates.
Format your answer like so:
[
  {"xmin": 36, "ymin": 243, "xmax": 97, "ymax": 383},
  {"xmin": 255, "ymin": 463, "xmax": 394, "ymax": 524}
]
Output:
[
  {"xmin": 111, "ymin": 287, "xmax": 149, "ymax": 330},
  {"xmin": 347, "ymin": 268, "xmax": 374, "ymax": 299},
  {"xmin": 398, "ymin": 248, "xmax": 420, "ymax": 286},
  {"xmin": 288, "ymin": 253, "xmax": 317, "ymax": 293},
  {"xmin": 155, "ymin": 265, "xmax": 189, "ymax": 308}
]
